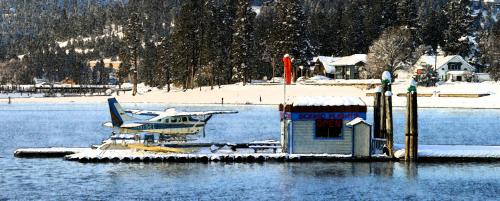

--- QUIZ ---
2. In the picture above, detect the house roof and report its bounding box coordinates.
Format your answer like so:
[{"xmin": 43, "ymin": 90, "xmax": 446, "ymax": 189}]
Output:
[
  {"xmin": 279, "ymin": 97, "xmax": 367, "ymax": 113},
  {"xmin": 293, "ymin": 96, "xmax": 366, "ymax": 107},
  {"xmin": 414, "ymin": 55, "xmax": 475, "ymax": 71},
  {"xmin": 346, "ymin": 117, "xmax": 371, "ymax": 126},
  {"xmin": 313, "ymin": 56, "xmax": 340, "ymax": 74},
  {"xmin": 331, "ymin": 54, "xmax": 367, "ymax": 66}
]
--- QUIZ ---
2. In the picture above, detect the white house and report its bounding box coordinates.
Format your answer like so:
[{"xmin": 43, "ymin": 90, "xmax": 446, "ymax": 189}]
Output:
[
  {"xmin": 313, "ymin": 54, "xmax": 367, "ymax": 79},
  {"xmin": 331, "ymin": 54, "xmax": 367, "ymax": 79},
  {"xmin": 414, "ymin": 55, "xmax": 476, "ymax": 81},
  {"xmin": 312, "ymin": 56, "xmax": 340, "ymax": 77}
]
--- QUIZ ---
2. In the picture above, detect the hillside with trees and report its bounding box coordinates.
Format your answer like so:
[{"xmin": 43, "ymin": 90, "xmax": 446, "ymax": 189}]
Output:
[{"xmin": 0, "ymin": 0, "xmax": 499, "ymax": 87}]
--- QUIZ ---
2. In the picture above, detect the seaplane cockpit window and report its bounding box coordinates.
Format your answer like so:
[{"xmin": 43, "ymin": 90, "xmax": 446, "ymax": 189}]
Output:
[
  {"xmin": 171, "ymin": 118, "xmax": 178, "ymax": 123},
  {"xmin": 182, "ymin": 117, "xmax": 188, "ymax": 122}
]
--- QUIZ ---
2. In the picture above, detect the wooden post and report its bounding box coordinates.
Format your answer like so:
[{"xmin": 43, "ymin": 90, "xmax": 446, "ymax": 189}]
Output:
[
  {"xmin": 405, "ymin": 79, "xmax": 418, "ymax": 161},
  {"xmin": 381, "ymin": 71, "xmax": 393, "ymax": 158},
  {"xmin": 379, "ymin": 85, "xmax": 387, "ymax": 138},
  {"xmin": 385, "ymin": 90, "xmax": 394, "ymax": 158},
  {"xmin": 373, "ymin": 87, "xmax": 382, "ymax": 138},
  {"xmin": 405, "ymin": 92, "xmax": 411, "ymax": 160},
  {"xmin": 409, "ymin": 92, "xmax": 415, "ymax": 160},
  {"xmin": 411, "ymin": 91, "xmax": 418, "ymax": 160}
]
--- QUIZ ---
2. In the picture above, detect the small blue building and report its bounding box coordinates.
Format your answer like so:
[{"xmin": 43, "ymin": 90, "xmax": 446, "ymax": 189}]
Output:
[{"xmin": 280, "ymin": 97, "xmax": 371, "ymax": 156}]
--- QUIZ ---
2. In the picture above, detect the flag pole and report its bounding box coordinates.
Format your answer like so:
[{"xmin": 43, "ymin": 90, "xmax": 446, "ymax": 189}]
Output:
[{"xmin": 283, "ymin": 70, "xmax": 286, "ymax": 105}]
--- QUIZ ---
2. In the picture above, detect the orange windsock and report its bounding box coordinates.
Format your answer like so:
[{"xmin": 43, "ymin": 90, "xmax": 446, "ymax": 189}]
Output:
[{"xmin": 283, "ymin": 55, "xmax": 292, "ymax": 85}]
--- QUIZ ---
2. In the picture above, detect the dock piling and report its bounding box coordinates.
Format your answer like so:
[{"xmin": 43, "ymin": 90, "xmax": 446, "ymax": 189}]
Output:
[
  {"xmin": 373, "ymin": 88, "xmax": 381, "ymax": 138},
  {"xmin": 381, "ymin": 71, "xmax": 394, "ymax": 158},
  {"xmin": 405, "ymin": 79, "xmax": 418, "ymax": 161}
]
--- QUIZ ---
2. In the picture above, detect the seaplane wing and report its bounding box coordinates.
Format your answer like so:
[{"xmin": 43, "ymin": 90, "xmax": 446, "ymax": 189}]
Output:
[
  {"xmin": 177, "ymin": 110, "xmax": 239, "ymax": 116},
  {"xmin": 147, "ymin": 110, "xmax": 238, "ymax": 122},
  {"xmin": 120, "ymin": 123, "xmax": 144, "ymax": 128},
  {"xmin": 106, "ymin": 97, "xmax": 237, "ymax": 136},
  {"xmin": 125, "ymin": 109, "xmax": 165, "ymax": 117}
]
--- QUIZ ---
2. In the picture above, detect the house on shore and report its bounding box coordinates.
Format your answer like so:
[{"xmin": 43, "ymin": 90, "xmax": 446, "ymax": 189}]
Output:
[
  {"xmin": 88, "ymin": 59, "xmax": 122, "ymax": 70},
  {"xmin": 279, "ymin": 97, "xmax": 372, "ymax": 156},
  {"xmin": 312, "ymin": 54, "xmax": 367, "ymax": 79},
  {"xmin": 331, "ymin": 54, "xmax": 367, "ymax": 79},
  {"xmin": 414, "ymin": 55, "xmax": 476, "ymax": 82},
  {"xmin": 312, "ymin": 56, "xmax": 339, "ymax": 77}
]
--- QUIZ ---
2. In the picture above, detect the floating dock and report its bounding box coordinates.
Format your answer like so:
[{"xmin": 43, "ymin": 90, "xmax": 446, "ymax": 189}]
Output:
[
  {"xmin": 366, "ymin": 92, "xmax": 490, "ymax": 98},
  {"xmin": 14, "ymin": 147, "xmax": 90, "ymax": 158},
  {"xmin": 13, "ymin": 144, "xmax": 500, "ymax": 163}
]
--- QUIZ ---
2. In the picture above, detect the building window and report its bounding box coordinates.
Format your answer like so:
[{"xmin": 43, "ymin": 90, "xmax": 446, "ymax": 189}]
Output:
[
  {"xmin": 315, "ymin": 119, "xmax": 343, "ymax": 139},
  {"xmin": 448, "ymin": 62, "xmax": 462, "ymax": 71}
]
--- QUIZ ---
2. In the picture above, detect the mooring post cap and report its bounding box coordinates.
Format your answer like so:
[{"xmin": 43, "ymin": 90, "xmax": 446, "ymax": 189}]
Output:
[
  {"xmin": 382, "ymin": 71, "xmax": 391, "ymax": 81},
  {"xmin": 407, "ymin": 78, "xmax": 417, "ymax": 93},
  {"xmin": 385, "ymin": 91, "xmax": 393, "ymax": 97},
  {"xmin": 375, "ymin": 86, "xmax": 382, "ymax": 93},
  {"xmin": 409, "ymin": 79, "xmax": 417, "ymax": 87}
]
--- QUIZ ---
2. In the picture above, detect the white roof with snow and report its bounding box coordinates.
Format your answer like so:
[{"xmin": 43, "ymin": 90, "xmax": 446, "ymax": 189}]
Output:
[
  {"xmin": 414, "ymin": 55, "xmax": 474, "ymax": 71},
  {"xmin": 331, "ymin": 54, "xmax": 367, "ymax": 66},
  {"xmin": 293, "ymin": 96, "xmax": 366, "ymax": 107},
  {"xmin": 313, "ymin": 56, "xmax": 340, "ymax": 74},
  {"xmin": 346, "ymin": 117, "xmax": 370, "ymax": 126}
]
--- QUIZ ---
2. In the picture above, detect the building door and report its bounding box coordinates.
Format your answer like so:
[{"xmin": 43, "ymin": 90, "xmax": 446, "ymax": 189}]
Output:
[{"xmin": 352, "ymin": 124, "xmax": 371, "ymax": 157}]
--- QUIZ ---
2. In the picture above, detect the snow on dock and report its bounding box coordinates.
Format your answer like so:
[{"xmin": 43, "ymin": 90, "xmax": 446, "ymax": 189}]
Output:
[
  {"xmin": 14, "ymin": 144, "xmax": 500, "ymax": 163},
  {"xmin": 63, "ymin": 148, "xmax": 386, "ymax": 163},
  {"xmin": 14, "ymin": 147, "xmax": 91, "ymax": 158},
  {"xmin": 61, "ymin": 144, "xmax": 500, "ymax": 163}
]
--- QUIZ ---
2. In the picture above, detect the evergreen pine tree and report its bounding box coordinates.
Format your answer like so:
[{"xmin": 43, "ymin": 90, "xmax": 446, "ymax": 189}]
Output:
[
  {"xmin": 442, "ymin": 0, "xmax": 473, "ymax": 57},
  {"xmin": 381, "ymin": 0, "xmax": 399, "ymax": 28},
  {"xmin": 276, "ymin": 0, "xmax": 313, "ymax": 80},
  {"xmin": 170, "ymin": 0, "xmax": 203, "ymax": 89},
  {"xmin": 342, "ymin": 0, "xmax": 367, "ymax": 55},
  {"xmin": 157, "ymin": 36, "xmax": 172, "ymax": 91},
  {"xmin": 363, "ymin": 0, "xmax": 383, "ymax": 51},
  {"xmin": 124, "ymin": 7, "xmax": 143, "ymax": 95},
  {"xmin": 255, "ymin": 4, "xmax": 279, "ymax": 79},
  {"xmin": 231, "ymin": 0, "xmax": 256, "ymax": 85},
  {"xmin": 397, "ymin": 0, "xmax": 418, "ymax": 28},
  {"xmin": 421, "ymin": 9, "xmax": 447, "ymax": 52},
  {"xmin": 142, "ymin": 41, "xmax": 157, "ymax": 86}
]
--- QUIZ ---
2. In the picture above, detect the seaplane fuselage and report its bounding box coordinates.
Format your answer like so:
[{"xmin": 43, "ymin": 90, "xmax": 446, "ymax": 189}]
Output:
[
  {"xmin": 106, "ymin": 98, "xmax": 236, "ymax": 136},
  {"xmin": 119, "ymin": 118, "xmax": 206, "ymax": 135}
]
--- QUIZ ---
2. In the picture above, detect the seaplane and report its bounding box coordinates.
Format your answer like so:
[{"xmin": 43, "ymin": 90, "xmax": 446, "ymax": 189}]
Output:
[{"xmin": 103, "ymin": 98, "xmax": 237, "ymax": 138}]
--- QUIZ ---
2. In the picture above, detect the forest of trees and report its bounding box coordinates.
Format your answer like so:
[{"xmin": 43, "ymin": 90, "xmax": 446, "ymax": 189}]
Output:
[{"xmin": 0, "ymin": 0, "xmax": 499, "ymax": 87}]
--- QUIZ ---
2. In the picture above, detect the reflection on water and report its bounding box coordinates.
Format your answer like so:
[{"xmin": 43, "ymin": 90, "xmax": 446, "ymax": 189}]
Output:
[
  {"xmin": 0, "ymin": 103, "xmax": 499, "ymax": 200},
  {"xmin": 1, "ymin": 159, "xmax": 499, "ymax": 200}
]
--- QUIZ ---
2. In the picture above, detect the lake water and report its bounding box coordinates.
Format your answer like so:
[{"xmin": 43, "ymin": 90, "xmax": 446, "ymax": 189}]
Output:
[{"xmin": 1, "ymin": 103, "xmax": 499, "ymax": 200}]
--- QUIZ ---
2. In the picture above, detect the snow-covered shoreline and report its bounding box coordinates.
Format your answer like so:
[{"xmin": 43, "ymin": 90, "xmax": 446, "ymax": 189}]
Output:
[{"xmin": 1, "ymin": 80, "xmax": 499, "ymax": 109}]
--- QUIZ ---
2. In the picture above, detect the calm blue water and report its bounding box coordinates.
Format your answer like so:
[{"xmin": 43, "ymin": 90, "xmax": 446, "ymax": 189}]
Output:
[{"xmin": 0, "ymin": 103, "xmax": 499, "ymax": 200}]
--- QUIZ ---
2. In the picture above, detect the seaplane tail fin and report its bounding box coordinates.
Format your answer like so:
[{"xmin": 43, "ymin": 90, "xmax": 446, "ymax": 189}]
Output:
[{"xmin": 108, "ymin": 98, "xmax": 137, "ymax": 127}]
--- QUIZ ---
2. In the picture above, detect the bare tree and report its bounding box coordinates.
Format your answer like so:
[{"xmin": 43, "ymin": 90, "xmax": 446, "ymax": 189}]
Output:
[{"xmin": 367, "ymin": 26, "xmax": 413, "ymax": 79}]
